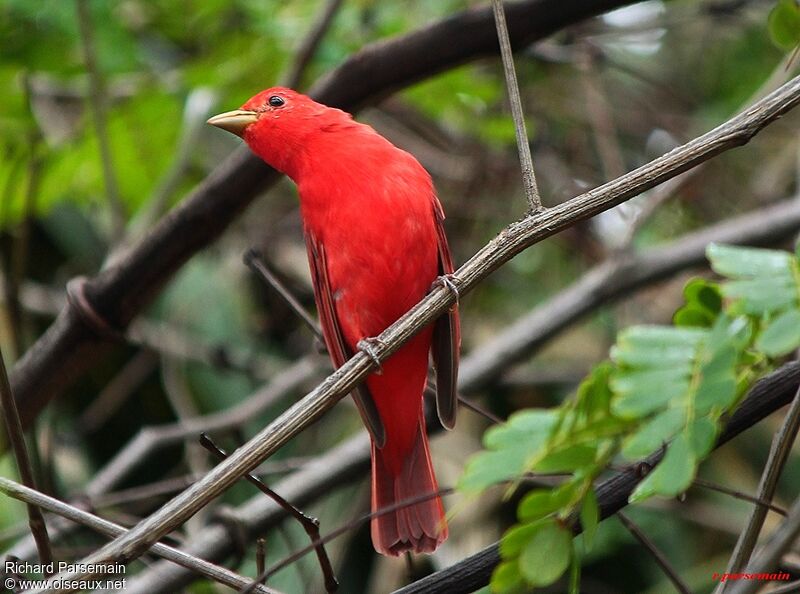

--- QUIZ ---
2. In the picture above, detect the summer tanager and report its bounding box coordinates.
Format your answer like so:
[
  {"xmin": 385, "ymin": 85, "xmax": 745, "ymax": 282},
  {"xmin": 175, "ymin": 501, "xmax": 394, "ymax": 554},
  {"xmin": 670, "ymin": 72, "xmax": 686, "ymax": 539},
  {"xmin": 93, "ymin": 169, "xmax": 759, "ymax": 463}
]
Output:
[{"xmin": 208, "ymin": 88, "xmax": 459, "ymax": 556}]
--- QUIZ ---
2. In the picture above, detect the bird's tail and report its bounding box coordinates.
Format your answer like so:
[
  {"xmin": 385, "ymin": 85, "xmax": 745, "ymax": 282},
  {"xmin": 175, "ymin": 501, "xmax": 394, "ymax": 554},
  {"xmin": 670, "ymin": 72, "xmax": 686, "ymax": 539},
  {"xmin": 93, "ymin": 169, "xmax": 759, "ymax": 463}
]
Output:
[{"xmin": 370, "ymin": 414, "xmax": 447, "ymax": 556}]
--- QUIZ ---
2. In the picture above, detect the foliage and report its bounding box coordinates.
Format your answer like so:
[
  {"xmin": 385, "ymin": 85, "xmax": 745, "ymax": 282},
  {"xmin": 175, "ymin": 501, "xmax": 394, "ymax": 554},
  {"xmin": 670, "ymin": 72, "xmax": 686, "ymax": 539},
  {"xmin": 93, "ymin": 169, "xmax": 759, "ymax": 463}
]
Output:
[
  {"xmin": 769, "ymin": 0, "xmax": 800, "ymax": 51},
  {"xmin": 460, "ymin": 243, "xmax": 800, "ymax": 593}
]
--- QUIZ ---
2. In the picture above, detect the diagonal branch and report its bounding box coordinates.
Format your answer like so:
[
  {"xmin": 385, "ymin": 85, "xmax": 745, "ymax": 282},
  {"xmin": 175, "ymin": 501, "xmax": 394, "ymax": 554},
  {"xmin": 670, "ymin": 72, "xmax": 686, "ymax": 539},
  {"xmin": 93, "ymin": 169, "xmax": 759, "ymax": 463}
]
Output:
[
  {"xmin": 718, "ymin": 381, "xmax": 800, "ymax": 591},
  {"xmin": 31, "ymin": 74, "xmax": 800, "ymax": 593},
  {"xmin": 0, "ymin": 343, "xmax": 52, "ymax": 566},
  {"xmin": 0, "ymin": 477, "xmax": 279, "ymax": 594}
]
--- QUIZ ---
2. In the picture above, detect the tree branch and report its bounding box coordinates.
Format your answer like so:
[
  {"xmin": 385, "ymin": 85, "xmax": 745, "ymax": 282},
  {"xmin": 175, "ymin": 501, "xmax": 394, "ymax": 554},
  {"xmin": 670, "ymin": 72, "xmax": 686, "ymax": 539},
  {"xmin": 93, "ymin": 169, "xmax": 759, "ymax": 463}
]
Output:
[{"xmin": 0, "ymin": 477, "xmax": 279, "ymax": 594}]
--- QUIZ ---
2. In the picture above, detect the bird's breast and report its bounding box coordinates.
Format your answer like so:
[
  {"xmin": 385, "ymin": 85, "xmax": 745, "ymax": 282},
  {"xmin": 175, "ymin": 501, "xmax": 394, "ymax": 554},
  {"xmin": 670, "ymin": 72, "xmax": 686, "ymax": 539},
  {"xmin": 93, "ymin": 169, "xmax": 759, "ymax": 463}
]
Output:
[{"xmin": 300, "ymin": 162, "xmax": 439, "ymax": 345}]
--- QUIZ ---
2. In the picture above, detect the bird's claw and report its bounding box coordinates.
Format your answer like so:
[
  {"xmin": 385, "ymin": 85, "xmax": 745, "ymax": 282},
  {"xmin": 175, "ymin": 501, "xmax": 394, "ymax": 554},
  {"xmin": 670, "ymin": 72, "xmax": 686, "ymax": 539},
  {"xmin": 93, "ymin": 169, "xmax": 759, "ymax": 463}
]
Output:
[
  {"xmin": 358, "ymin": 337, "xmax": 386, "ymax": 374},
  {"xmin": 432, "ymin": 273, "xmax": 460, "ymax": 308}
]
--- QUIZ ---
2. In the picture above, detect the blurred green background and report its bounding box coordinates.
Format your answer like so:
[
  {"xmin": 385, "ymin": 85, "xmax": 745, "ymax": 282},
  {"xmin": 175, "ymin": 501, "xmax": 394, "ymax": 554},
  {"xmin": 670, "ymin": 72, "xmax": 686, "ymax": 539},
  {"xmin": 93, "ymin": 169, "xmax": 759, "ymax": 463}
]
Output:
[{"xmin": 1, "ymin": 0, "xmax": 799, "ymax": 592}]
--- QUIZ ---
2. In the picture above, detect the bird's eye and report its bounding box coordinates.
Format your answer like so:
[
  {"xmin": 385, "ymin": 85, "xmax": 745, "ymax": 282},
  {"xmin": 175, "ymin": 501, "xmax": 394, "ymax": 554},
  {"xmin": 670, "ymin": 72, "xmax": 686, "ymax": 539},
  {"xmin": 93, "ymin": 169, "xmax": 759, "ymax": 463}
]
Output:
[{"xmin": 268, "ymin": 95, "xmax": 285, "ymax": 107}]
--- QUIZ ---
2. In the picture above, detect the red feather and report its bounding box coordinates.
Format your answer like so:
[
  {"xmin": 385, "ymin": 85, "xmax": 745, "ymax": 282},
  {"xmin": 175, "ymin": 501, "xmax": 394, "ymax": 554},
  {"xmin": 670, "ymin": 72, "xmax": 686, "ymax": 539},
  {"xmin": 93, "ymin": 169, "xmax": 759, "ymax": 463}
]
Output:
[{"xmin": 236, "ymin": 88, "xmax": 459, "ymax": 555}]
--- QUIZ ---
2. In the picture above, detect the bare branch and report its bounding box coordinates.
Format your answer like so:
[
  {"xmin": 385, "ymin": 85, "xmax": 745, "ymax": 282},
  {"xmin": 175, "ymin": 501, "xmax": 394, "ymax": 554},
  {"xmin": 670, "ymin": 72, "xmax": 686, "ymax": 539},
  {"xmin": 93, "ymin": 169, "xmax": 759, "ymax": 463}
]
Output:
[
  {"xmin": 282, "ymin": 0, "xmax": 344, "ymax": 89},
  {"xmin": 691, "ymin": 477, "xmax": 787, "ymax": 517},
  {"xmin": 491, "ymin": 0, "xmax": 542, "ymax": 212},
  {"xmin": 727, "ymin": 493, "xmax": 800, "ymax": 594},
  {"xmin": 0, "ymin": 342, "xmax": 52, "ymax": 566},
  {"xmin": 32, "ymin": 74, "xmax": 800, "ymax": 593},
  {"xmin": 618, "ymin": 512, "xmax": 692, "ymax": 594},
  {"xmin": 85, "ymin": 355, "xmax": 320, "ymax": 498},
  {"xmin": 718, "ymin": 382, "xmax": 800, "ymax": 592},
  {"xmin": 199, "ymin": 434, "xmax": 338, "ymax": 593},
  {"xmin": 460, "ymin": 194, "xmax": 800, "ymax": 393},
  {"xmin": 0, "ymin": 477, "xmax": 280, "ymax": 594},
  {"xmin": 74, "ymin": 0, "xmax": 126, "ymax": 237},
  {"xmin": 245, "ymin": 250, "xmax": 324, "ymax": 342},
  {"xmin": 123, "ymin": 433, "xmax": 371, "ymax": 594}
]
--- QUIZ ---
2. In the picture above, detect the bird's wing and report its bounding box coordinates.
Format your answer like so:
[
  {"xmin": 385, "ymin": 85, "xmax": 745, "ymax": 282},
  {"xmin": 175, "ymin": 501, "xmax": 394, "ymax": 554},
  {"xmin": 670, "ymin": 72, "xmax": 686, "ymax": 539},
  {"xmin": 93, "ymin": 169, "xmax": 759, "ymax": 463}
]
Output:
[
  {"xmin": 306, "ymin": 231, "xmax": 387, "ymax": 447},
  {"xmin": 431, "ymin": 198, "xmax": 460, "ymax": 430}
]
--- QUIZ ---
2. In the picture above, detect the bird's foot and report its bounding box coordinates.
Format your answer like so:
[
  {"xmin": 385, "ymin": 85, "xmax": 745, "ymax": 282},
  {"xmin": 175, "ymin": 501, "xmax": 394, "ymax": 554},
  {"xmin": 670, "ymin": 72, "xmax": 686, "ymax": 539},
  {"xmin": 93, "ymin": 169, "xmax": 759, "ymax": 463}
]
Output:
[
  {"xmin": 432, "ymin": 273, "xmax": 460, "ymax": 309},
  {"xmin": 357, "ymin": 337, "xmax": 387, "ymax": 375}
]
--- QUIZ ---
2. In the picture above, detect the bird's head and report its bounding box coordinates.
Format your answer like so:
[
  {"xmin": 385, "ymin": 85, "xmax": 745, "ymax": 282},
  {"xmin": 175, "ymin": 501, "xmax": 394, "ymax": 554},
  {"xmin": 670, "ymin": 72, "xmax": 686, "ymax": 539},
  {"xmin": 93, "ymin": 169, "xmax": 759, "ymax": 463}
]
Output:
[{"xmin": 207, "ymin": 87, "xmax": 347, "ymax": 177}]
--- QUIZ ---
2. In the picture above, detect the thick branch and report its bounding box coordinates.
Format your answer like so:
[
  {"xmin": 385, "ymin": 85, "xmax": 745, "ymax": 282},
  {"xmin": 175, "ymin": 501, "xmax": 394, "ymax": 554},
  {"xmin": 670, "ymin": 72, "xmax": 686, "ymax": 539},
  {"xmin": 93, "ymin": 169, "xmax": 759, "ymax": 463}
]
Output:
[{"xmin": 31, "ymin": 74, "xmax": 800, "ymax": 593}]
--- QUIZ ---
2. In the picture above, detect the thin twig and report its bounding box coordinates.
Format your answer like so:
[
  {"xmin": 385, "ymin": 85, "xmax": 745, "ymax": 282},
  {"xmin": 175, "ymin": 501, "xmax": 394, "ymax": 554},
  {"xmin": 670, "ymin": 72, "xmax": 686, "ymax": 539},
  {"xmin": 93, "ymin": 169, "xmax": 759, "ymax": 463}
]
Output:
[
  {"xmin": 618, "ymin": 512, "xmax": 692, "ymax": 594},
  {"xmin": 457, "ymin": 394, "xmax": 503, "ymax": 424},
  {"xmin": 691, "ymin": 477, "xmax": 787, "ymax": 517},
  {"xmin": 244, "ymin": 250, "xmax": 324, "ymax": 342},
  {"xmin": 718, "ymin": 381, "xmax": 800, "ymax": 593},
  {"xmin": 244, "ymin": 487, "xmax": 455, "ymax": 594},
  {"xmin": 282, "ymin": 0, "xmax": 345, "ymax": 89},
  {"xmin": 727, "ymin": 492, "xmax": 800, "ymax": 594},
  {"xmin": 199, "ymin": 434, "xmax": 338, "ymax": 593},
  {"xmin": 74, "ymin": 0, "xmax": 126, "ymax": 237},
  {"xmin": 490, "ymin": 0, "xmax": 542, "ymax": 212},
  {"xmin": 86, "ymin": 355, "xmax": 320, "ymax": 497},
  {"xmin": 255, "ymin": 539, "xmax": 266, "ymax": 585},
  {"xmin": 579, "ymin": 44, "xmax": 626, "ymax": 182},
  {"xmin": 0, "ymin": 343, "xmax": 52, "ymax": 566},
  {"xmin": 0, "ymin": 477, "xmax": 280, "ymax": 594},
  {"xmin": 79, "ymin": 350, "xmax": 159, "ymax": 433},
  {"xmin": 33, "ymin": 75, "xmax": 800, "ymax": 593}
]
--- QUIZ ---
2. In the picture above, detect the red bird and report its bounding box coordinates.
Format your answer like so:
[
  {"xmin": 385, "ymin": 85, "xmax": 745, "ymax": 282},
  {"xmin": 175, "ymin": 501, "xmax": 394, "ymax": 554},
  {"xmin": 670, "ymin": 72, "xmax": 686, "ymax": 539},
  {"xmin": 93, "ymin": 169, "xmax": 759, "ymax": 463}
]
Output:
[{"xmin": 208, "ymin": 88, "xmax": 459, "ymax": 555}]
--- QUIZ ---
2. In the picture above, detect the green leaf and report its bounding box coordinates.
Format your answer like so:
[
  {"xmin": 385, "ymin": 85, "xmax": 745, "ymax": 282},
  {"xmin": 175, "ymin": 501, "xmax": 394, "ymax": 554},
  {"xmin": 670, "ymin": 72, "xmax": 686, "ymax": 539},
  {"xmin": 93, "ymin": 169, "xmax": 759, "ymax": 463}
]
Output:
[
  {"xmin": 621, "ymin": 407, "xmax": 685, "ymax": 460},
  {"xmin": 674, "ymin": 305, "xmax": 716, "ymax": 328},
  {"xmin": 568, "ymin": 544, "xmax": 581, "ymax": 594},
  {"xmin": 684, "ymin": 278, "xmax": 723, "ymax": 314},
  {"xmin": 629, "ymin": 434, "xmax": 696, "ymax": 503},
  {"xmin": 723, "ymin": 278, "xmax": 797, "ymax": 314},
  {"xmin": 490, "ymin": 561, "xmax": 527, "ymax": 594},
  {"xmin": 756, "ymin": 309, "xmax": 800, "ymax": 356},
  {"xmin": 518, "ymin": 482, "xmax": 579, "ymax": 522},
  {"xmin": 580, "ymin": 489, "xmax": 599, "ymax": 549},
  {"xmin": 461, "ymin": 410, "xmax": 559, "ymax": 492},
  {"xmin": 500, "ymin": 521, "xmax": 544, "ymax": 558},
  {"xmin": 485, "ymin": 410, "xmax": 557, "ymax": 450},
  {"xmin": 611, "ymin": 372, "xmax": 688, "ymax": 418},
  {"xmin": 769, "ymin": 0, "xmax": 800, "ymax": 50},
  {"xmin": 707, "ymin": 243, "xmax": 793, "ymax": 277},
  {"xmin": 533, "ymin": 444, "xmax": 598, "ymax": 473},
  {"xmin": 518, "ymin": 520, "xmax": 572, "ymax": 587},
  {"xmin": 459, "ymin": 448, "xmax": 528, "ymax": 493},
  {"xmin": 688, "ymin": 418, "xmax": 718, "ymax": 458},
  {"xmin": 675, "ymin": 279, "xmax": 723, "ymax": 327}
]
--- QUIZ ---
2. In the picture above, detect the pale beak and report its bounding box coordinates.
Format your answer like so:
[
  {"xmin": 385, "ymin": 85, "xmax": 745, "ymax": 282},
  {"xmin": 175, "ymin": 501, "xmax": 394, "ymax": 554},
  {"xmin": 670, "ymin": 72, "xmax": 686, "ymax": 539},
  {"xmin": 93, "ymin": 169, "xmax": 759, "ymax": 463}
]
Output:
[{"xmin": 207, "ymin": 109, "xmax": 259, "ymax": 137}]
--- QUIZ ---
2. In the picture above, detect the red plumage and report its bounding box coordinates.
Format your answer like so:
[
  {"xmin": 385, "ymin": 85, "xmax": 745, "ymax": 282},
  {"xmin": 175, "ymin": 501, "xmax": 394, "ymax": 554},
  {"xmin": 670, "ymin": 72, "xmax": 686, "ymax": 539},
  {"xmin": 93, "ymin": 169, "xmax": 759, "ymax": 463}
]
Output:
[{"xmin": 218, "ymin": 88, "xmax": 459, "ymax": 555}]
